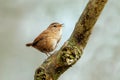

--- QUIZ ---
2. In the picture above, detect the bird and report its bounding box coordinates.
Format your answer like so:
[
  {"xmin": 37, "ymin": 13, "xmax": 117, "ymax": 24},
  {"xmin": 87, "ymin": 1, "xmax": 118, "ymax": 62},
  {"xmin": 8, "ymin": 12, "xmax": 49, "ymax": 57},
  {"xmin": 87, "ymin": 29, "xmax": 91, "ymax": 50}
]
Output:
[{"xmin": 26, "ymin": 22, "xmax": 63, "ymax": 56}]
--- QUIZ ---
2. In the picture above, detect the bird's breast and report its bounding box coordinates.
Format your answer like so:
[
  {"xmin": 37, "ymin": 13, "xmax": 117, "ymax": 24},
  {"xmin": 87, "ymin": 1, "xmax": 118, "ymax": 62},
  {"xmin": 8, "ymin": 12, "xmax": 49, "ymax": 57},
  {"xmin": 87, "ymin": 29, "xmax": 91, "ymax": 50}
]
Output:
[{"xmin": 59, "ymin": 28, "xmax": 62, "ymax": 36}]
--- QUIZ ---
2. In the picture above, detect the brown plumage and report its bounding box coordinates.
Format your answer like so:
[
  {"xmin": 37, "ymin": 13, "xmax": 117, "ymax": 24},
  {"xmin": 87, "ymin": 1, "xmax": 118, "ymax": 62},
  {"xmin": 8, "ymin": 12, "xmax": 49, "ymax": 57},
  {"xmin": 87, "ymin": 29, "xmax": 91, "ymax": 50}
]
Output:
[{"xmin": 26, "ymin": 22, "xmax": 63, "ymax": 56}]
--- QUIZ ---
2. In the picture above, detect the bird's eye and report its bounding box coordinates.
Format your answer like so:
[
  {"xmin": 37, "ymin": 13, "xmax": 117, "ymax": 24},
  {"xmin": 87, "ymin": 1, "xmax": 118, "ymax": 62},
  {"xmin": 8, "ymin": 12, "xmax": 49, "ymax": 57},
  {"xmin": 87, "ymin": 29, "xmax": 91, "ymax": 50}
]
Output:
[{"xmin": 53, "ymin": 25, "xmax": 56, "ymax": 27}]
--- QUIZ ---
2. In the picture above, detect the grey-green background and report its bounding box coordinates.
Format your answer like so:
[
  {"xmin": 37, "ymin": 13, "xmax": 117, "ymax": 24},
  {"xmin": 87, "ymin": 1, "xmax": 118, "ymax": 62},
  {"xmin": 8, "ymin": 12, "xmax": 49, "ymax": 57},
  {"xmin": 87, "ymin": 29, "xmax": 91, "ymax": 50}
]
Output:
[{"xmin": 0, "ymin": 0, "xmax": 120, "ymax": 80}]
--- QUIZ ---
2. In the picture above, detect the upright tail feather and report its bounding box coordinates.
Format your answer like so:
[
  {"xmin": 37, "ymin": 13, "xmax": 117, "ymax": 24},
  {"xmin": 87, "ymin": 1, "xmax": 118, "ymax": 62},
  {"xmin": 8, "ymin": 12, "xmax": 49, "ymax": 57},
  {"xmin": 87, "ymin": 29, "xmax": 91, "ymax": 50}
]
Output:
[{"xmin": 26, "ymin": 43, "xmax": 33, "ymax": 47}]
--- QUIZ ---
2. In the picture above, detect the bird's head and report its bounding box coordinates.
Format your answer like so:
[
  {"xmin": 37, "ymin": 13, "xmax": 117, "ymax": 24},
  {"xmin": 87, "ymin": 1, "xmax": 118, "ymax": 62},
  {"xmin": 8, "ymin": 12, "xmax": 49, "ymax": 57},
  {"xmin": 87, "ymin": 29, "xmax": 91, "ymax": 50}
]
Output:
[{"xmin": 48, "ymin": 22, "xmax": 63, "ymax": 29}]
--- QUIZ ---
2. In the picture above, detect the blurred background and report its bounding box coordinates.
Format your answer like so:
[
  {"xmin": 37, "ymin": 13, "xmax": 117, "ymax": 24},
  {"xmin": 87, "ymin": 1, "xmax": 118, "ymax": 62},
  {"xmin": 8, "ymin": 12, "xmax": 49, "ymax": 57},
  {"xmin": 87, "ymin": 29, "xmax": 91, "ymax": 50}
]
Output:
[{"xmin": 0, "ymin": 0, "xmax": 120, "ymax": 80}]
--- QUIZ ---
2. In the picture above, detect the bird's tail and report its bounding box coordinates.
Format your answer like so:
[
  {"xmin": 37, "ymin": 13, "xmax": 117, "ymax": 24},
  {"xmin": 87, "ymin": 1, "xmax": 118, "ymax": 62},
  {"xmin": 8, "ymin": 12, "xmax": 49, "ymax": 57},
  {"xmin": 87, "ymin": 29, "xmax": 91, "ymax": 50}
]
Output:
[{"xmin": 26, "ymin": 43, "xmax": 33, "ymax": 47}]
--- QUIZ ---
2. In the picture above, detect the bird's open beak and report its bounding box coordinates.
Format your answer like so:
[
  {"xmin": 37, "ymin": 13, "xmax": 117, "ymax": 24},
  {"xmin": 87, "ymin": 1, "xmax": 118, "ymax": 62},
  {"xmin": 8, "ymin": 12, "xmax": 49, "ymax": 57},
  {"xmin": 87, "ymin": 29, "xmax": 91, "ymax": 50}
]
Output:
[{"xmin": 60, "ymin": 23, "xmax": 64, "ymax": 27}]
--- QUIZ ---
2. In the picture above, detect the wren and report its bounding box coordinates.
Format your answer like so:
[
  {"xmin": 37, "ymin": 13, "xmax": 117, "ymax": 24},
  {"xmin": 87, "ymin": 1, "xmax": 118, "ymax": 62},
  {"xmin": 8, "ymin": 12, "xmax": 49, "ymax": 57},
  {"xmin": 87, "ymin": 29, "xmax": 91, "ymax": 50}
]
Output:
[{"xmin": 26, "ymin": 22, "xmax": 63, "ymax": 56}]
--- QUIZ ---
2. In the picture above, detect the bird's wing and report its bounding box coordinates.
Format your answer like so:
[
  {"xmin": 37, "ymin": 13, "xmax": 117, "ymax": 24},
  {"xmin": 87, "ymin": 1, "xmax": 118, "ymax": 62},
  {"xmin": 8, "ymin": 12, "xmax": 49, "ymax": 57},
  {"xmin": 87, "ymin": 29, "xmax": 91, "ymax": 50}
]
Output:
[
  {"xmin": 32, "ymin": 37, "xmax": 44, "ymax": 46},
  {"xmin": 32, "ymin": 30, "xmax": 50, "ymax": 46}
]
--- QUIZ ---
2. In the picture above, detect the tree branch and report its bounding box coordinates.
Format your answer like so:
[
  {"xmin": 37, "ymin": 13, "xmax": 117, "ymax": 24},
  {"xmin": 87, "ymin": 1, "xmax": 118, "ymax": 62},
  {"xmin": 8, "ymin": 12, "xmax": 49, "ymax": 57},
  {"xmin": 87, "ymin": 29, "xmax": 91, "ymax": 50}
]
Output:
[{"xmin": 34, "ymin": 0, "xmax": 108, "ymax": 80}]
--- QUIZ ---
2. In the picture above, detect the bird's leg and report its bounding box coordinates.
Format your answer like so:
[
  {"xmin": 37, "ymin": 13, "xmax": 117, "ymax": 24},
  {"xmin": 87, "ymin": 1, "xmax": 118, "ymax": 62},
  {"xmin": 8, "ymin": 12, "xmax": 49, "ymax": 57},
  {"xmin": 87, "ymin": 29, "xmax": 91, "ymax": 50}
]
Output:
[
  {"xmin": 45, "ymin": 52, "xmax": 49, "ymax": 56},
  {"xmin": 45, "ymin": 52, "xmax": 51, "ymax": 56}
]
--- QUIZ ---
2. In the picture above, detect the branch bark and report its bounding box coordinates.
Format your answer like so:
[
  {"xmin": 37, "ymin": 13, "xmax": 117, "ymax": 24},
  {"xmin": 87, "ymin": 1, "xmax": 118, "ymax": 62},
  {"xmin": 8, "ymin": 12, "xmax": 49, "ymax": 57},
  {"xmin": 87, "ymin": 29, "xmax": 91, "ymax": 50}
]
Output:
[{"xmin": 34, "ymin": 0, "xmax": 108, "ymax": 80}]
